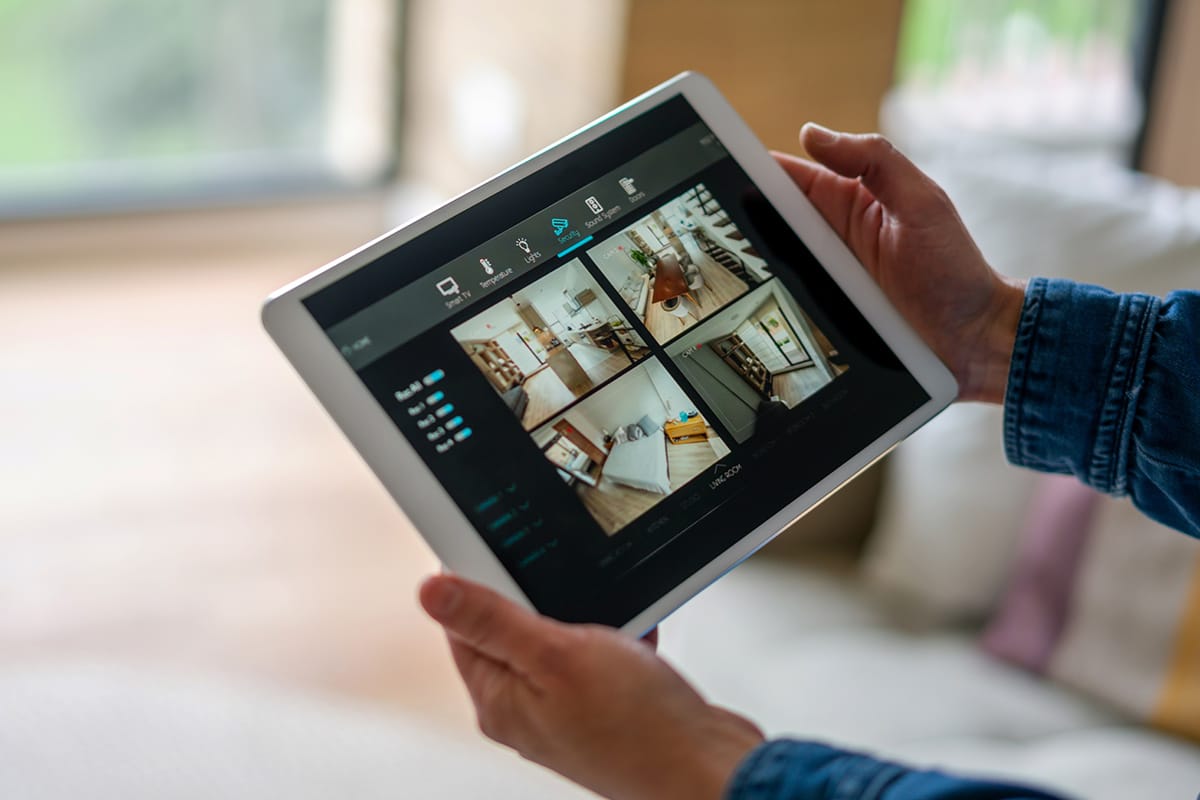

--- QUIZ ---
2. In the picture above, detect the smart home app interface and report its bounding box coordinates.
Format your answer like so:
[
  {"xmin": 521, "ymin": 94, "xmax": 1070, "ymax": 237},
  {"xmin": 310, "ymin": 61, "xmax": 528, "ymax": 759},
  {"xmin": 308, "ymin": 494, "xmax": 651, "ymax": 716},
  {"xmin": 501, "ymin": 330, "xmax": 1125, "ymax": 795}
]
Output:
[{"xmin": 305, "ymin": 97, "xmax": 928, "ymax": 625}]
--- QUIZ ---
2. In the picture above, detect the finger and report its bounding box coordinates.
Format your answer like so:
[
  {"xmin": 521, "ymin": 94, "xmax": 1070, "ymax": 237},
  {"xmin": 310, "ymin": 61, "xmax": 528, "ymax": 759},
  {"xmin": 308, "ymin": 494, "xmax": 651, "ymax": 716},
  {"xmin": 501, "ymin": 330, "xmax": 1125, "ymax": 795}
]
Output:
[
  {"xmin": 420, "ymin": 574, "xmax": 564, "ymax": 675},
  {"xmin": 799, "ymin": 123, "xmax": 940, "ymax": 217},
  {"xmin": 772, "ymin": 151, "xmax": 868, "ymax": 243},
  {"xmin": 641, "ymin": 627, "xmax": 659, "ymax": 652},
  {"xmin": 446, "ymin": 630, "xmax": 506, "ymax": 693}
]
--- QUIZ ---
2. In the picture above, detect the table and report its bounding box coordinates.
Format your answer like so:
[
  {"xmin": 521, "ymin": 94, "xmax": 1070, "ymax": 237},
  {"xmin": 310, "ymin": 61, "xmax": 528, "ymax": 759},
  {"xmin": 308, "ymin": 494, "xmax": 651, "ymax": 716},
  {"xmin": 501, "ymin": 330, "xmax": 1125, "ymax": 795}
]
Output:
[{"xmin": 649, "ymin": 251, "xmax": 701, "ymax": 312}]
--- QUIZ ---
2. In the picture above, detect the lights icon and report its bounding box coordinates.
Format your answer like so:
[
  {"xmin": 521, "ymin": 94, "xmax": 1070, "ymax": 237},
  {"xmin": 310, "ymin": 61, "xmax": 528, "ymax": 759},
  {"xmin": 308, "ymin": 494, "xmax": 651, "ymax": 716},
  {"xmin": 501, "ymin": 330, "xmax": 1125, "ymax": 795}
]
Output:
[
  {"xmin": 551, "ymin": 217, "xmax": 569, "ymax": 236},
  {"xmin": 619, "ymin": 177, "xmax": 637, "ymax": 195},
  {"xmin": 436, "ymin": 277, "xmax": 460, "ymax": 296},
  {"xmin": 584, "ymin": 196, "xmax": 603, "ymax": 214},
  {"xmin": 515, "ymin": 237, "xmax": 531, "ymax": 254},
  {"xmin": 479, "ymin": 257, "xmax": 495, "ymax": 275}
]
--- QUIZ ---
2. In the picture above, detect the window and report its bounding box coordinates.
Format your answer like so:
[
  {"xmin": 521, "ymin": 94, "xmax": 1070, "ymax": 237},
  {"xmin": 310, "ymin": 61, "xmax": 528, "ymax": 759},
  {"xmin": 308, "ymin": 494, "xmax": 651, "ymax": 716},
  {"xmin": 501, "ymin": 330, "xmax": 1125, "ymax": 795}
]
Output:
[
  {"xmin": 888, "ymin": 0, "xmax": 1144, "ymax": 159},
  {"xmin": 0, "ymin": 0, "xmax": 400, "ymax": 216}
]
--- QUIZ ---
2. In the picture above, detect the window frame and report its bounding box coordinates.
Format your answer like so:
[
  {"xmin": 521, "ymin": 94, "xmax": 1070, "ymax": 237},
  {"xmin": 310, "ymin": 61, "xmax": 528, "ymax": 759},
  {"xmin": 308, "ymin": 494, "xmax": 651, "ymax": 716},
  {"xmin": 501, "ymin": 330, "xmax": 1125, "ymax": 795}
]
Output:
[{"xmin": 0, "ymin": 0, "xmax": 404, "ymax": 220}]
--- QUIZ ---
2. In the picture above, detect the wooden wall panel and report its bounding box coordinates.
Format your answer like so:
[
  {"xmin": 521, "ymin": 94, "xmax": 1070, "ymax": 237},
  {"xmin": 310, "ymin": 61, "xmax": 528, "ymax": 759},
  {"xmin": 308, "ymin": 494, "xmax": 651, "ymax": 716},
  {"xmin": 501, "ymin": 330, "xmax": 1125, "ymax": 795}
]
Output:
[
  {"xmin": 620, "ymin": 0, "xmax": 904, "ymax": 153},
  {"xmin": 1142, "ymin": 0, "xmax": 1200, "ymax": 187}
]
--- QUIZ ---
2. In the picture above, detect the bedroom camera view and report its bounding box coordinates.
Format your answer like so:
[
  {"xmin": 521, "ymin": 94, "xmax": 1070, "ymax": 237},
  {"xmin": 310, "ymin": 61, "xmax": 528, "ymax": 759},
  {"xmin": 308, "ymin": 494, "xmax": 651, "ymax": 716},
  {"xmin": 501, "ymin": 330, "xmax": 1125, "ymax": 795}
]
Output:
[
  {"xmin": 587, "ymin": 182, "xmax": 772, "ymax": 344},
  {"xmin": 664, "ymin": 281, "xmax": 848, "ymax": 444},
  {"xmin": 452, "ymin": 259, "xmax": 652, "ymax": 431},
  {"xmin": 531, "ymin": 359, "xmax": 731, "ymax": 536}
]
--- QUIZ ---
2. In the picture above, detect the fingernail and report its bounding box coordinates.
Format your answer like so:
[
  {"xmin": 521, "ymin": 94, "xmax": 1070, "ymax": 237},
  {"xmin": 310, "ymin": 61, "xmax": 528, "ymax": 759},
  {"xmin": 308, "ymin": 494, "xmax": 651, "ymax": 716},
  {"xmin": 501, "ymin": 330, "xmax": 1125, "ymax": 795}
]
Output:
[
  {"xmin": 803, "ymin": 123, "xmax": 838, "ymax": 145},
  {"xmin": 423, "ymin": 577, "xmax": 462, "ymax": 618}
]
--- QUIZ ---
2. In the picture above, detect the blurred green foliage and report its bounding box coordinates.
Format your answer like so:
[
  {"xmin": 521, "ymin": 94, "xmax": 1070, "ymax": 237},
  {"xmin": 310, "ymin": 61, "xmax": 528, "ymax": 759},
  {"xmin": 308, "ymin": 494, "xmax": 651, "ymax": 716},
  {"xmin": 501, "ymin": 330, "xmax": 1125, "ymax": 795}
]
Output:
[
  {"xmin": 896, "ymin": 0, "xmax": 1138, "ymax": 82},
  {"xmin": 0, "ymin": 0, "xmax": 328, "ymax": 168}
]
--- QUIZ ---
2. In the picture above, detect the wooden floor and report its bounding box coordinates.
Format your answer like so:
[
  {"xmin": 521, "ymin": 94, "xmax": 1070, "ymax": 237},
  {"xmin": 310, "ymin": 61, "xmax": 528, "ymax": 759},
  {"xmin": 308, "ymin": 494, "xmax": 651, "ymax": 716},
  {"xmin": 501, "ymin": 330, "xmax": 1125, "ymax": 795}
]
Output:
[
  {"xmin": 772, "ymin": 366, "xmax": 833, "ymax": 408},
  {"xmin": 0, "ymin": 201, "xmax": 480, "ymax": 734},
  {"xmin": 585, "ymin": 350, "xmax": 637, "ymax": 384},
  {"xmin": 520, "ymin": 367, "xmax": 577, "ymax": 429},
  {"xmin": 520, "ymin": 351, "xmax": 634, "ymax": 429},
  {"xmin": 579, "ymin": 434, "xmax": 721, "ymax": 535},
  {"xmin": 641, "ymin": 256, "xmax": 750, "ymax": 344}
]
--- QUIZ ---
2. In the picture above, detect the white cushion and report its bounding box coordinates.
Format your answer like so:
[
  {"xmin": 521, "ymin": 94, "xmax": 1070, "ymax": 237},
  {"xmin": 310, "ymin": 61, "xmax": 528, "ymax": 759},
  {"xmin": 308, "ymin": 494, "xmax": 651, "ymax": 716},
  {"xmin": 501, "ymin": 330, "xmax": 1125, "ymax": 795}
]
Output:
[
  {"xmin": 666, "ymin": 560, "xmax": 1200, "ymax": 800},
  {"xmin": 860, "ymin": 152, "xmax": 1200, "ymax": 623}
]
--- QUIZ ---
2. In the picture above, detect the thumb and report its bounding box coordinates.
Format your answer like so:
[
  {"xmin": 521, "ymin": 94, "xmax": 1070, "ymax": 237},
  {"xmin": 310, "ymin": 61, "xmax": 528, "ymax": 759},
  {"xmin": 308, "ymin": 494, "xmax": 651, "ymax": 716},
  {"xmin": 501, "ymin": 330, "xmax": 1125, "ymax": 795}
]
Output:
[
  {"xmin": 420, "ymin": 574, "xmax": 564, "ymax": 672},
  {"xmin": 800, "ymin": 123, "xmax": 942, "ymax": 217}
]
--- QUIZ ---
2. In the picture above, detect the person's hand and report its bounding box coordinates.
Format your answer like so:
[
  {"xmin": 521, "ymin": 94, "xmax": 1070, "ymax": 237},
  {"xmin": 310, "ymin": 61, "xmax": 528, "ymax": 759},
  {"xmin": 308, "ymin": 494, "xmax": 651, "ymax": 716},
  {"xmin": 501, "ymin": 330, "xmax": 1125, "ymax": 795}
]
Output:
[
  {"xmin": 419, "ymin": 574, "xmax": 764, "ymax": 800},
  {"xmin": 773, "ymin": 124, "xmax": 1026, "ymax": 403}
]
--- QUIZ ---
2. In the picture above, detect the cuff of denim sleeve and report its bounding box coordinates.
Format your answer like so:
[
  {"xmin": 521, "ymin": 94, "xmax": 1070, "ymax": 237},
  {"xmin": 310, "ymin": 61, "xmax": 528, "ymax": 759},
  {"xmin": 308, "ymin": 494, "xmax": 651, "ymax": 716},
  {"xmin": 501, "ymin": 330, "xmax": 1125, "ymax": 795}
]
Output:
[
  {"xmin": 1003, "ymin": 277, "xmax": 1160, "ymax": 494},
  {"xmin": 724, "ymin": 740, "xmax": 905, "ymax": 800}
]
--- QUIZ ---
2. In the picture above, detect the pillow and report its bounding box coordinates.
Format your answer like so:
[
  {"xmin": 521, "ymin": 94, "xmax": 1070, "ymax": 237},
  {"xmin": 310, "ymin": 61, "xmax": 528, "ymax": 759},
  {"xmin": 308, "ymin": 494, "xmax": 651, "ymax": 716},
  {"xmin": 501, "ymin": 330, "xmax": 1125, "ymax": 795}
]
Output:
[
  {"xmin": 624, "ymin": 423, "xmax": 643, "ymax": 441},
  {"xmin": 637, "ymin": 414, "xmax": 660, "ymax": 436},
  {"xmin": 861, "ymin": 151, "xmax": 1200, "ymax": 624},
  {"xmin": 982, "ymin": 475, "xmax": 1200, "ymax": 742}
]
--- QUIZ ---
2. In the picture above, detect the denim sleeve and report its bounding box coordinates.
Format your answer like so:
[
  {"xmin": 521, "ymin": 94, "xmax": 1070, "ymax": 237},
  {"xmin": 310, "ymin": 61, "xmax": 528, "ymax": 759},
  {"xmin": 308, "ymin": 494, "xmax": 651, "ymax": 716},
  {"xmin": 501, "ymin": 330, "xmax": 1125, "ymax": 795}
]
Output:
[
  {"xmin": 1004, "ymin": 277, "xmax": 1200, "ymax": 537},
  {"xmin": 725, "ymin": 740, "xmax": 1065, "ymax": 800}
]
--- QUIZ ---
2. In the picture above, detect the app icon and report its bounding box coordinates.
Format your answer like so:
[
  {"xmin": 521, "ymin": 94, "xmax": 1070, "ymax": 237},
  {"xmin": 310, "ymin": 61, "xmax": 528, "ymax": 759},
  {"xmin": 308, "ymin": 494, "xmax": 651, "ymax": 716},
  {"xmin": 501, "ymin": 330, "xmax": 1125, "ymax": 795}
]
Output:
[
  {"xmin": 551, "ymin": 217, "xmax": 569, "ymax": 236},
  {"xmin": 436, "ymin": 277, "xmax": 460, "ymax": 296},
  {"xmin": 584, "ymin": 196, "xmax": 603, "ymax": 214},
  {"xmin": 479, "ymin": 257, "xmax": 495, "ymax": 275},
  {"xmin": 619, "ymin": 177, "xmax": 636, "ymax": 195},
  {"xmin": 515, "ymin": 237, "xmax": 531, "ymax": 254}
]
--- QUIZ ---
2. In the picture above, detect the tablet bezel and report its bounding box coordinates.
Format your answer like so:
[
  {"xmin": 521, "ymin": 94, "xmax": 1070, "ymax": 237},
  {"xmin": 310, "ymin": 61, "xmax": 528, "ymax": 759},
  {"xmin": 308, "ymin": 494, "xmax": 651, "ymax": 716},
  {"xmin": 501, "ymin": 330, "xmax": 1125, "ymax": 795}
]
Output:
[{"xmin": 262, "ymin": 71, "xmax": 958, "ymax": 635}]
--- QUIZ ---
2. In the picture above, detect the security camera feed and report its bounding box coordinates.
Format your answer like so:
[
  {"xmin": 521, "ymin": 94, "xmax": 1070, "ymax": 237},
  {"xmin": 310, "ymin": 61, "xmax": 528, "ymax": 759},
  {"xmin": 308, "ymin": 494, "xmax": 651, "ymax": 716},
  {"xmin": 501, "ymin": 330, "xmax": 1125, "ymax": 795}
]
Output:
[
  {"xmin": 587, "ymin": 183, "xmax": 772, "ymax": 344},
  {"xmin": 531, "ymin": 358, "xmax": 731, "ymax": 535},
  {"xmin": 664, "ymin": 281, "xmax": 849, "ymax": 444},
  {"xmin": 452, "ymin": 259, "xmax": 651, "ymax": 431}
]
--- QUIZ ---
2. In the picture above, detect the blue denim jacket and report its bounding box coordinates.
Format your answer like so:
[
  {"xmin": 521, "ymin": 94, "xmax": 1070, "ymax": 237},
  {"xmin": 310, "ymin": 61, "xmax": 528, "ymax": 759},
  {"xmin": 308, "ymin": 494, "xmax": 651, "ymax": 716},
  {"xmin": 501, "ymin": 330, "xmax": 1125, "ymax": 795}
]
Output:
[{"xmin": 726, "ymin": 278, "xmax": 1200, "ymax": 800}]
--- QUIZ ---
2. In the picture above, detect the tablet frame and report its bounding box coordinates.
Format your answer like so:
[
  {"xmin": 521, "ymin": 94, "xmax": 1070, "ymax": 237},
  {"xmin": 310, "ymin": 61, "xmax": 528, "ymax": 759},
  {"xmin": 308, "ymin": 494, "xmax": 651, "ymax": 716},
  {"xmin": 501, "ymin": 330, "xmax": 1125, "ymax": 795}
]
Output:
[{"xmin": 263, "ymin": 71, "xmax": 958, "ymax": 635}]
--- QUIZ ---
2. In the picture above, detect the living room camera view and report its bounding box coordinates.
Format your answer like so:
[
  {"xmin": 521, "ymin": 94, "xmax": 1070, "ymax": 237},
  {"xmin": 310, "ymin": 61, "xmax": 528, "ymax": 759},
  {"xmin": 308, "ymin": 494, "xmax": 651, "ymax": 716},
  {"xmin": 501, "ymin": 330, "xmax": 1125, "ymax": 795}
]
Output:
[
  {"xmin": 665, "ymin": 281, "xmax": 848, "ymax": 444},
  {"xmin": 587, "ymin": 183, "xmax": 772, "ymax": 344},
  {"xmin": 531, "ymin": 359, "xmax": 731, "ymax": 536},
  {"xmin": 451, "ymin": 259, "xmax": 651, "ymax": 431}
]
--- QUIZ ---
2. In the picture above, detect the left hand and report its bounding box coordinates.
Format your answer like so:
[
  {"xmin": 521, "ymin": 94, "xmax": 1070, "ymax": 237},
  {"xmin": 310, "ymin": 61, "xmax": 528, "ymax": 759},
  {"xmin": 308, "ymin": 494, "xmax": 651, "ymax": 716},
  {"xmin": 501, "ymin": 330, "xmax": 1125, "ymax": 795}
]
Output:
[{"xmin": 420, "ymin": 574, "xmax": 764, "ymax": 800}]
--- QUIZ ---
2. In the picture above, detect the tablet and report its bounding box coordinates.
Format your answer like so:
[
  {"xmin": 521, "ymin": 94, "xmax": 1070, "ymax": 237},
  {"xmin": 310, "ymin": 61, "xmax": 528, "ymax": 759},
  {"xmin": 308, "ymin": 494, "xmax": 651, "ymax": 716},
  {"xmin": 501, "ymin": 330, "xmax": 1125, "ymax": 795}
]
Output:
[{"xmin": 263, "ymin": 72, "xmax": 956, "ymax": 634}]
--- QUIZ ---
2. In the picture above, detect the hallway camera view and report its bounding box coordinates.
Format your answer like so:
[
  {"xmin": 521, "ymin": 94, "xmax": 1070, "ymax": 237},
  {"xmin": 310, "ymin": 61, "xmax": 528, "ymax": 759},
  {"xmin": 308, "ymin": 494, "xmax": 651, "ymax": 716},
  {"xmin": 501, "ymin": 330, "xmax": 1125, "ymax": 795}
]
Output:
[
  {"xmin": 664, "ymin": 281, "xmax": 848, "ymax": 443},
  {"xmin": 587, "ymin": 183, "xmax": 772, "ymax": 344}
]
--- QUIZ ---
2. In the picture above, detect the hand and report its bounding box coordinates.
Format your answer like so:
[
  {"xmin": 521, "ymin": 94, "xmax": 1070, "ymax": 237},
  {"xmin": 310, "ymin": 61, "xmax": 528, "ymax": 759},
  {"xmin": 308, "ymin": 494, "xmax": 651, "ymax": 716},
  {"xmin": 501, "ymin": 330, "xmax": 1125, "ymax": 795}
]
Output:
[
  {"xmin": 773, "ymin": 124, "xmax": 1026, "ymax": 403},
  {"xmin": 420, "ymin": 575, "xmax": 764, "ymax": 800}
]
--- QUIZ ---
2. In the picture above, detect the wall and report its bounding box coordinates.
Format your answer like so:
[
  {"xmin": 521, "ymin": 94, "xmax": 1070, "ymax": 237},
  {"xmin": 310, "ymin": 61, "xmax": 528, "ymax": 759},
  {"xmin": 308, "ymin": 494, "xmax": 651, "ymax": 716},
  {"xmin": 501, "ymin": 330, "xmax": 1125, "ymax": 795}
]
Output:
[
  {"xmin": 400, "ymin": 1, "xmax": 630, "ymax": 196},
  {"xmin": 674, "ymin": 347, "xmax": 760, "ymax": 442},
  {"xmin": 560, "ymin": 407, "xmax": 607, "ymax": 452},
  {"xmin": 621, "ymin": 0, "xmax": 904, "ymax": 152},
  {"xmin": 574, "ymin": 364, "xmax": 670, "ymax": 435},
  {"xmin": 1142, "ymin": 0, "xmax": 1200, "ymax": 187},
  {"xmin": 644, "ymin": 359, "xmax": 692, "ymax": 419},
  {"xmin": 452, "ymin": 301, "xmax": 522, "ymax": 341}
]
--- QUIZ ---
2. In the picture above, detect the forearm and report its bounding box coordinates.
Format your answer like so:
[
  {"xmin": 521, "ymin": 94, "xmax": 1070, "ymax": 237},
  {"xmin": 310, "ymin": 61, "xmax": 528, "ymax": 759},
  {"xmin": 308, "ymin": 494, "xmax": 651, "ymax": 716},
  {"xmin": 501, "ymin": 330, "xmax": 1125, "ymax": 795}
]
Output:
[
  {"xmin": 725, "ymin": 741, "xmax": 1063, "ymax": 800},
  {"xmin": 1003, "ymin": 278, "xmax": 1200, "ymax": 537}
]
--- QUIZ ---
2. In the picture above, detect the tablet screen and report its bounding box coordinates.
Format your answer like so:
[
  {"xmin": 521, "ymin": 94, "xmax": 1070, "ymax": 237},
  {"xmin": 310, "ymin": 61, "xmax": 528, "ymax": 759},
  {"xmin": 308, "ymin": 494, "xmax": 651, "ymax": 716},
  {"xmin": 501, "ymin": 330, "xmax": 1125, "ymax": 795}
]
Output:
[{"xmin": 303, "ymin": 96, "xmax": 929, "ymax": 625}]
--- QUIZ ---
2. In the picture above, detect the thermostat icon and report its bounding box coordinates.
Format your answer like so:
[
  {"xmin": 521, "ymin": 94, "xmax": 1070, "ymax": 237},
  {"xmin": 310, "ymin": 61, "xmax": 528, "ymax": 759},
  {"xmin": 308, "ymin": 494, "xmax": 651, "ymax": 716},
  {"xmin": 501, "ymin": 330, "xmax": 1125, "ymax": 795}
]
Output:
[{"xmin": 436, "ymin": 277, "xmax": 460, "ymax": 296}]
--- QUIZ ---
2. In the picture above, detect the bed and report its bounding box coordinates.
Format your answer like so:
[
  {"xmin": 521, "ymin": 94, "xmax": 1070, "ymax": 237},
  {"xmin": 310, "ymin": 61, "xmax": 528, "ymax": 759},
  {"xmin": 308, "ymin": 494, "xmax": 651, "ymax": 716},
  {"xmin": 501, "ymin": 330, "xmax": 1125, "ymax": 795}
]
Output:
[{"xmin": 600, "ymin": 427, "xmax": 669, "ymax": 494}]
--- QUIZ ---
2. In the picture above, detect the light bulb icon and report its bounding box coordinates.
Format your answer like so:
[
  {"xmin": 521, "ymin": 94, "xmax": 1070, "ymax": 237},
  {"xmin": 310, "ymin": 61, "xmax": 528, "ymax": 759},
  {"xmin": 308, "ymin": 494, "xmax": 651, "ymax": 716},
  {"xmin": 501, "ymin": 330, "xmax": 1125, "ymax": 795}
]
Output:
[{"xmin": 515, "ymin": 238, "xmax": 531, "ymax": 254}]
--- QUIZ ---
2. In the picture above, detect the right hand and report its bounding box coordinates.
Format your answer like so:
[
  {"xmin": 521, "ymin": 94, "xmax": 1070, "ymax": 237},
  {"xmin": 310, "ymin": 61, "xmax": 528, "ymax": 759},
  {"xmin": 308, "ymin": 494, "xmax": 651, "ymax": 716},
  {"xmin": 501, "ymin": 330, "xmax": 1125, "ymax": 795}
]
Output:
[{"xmin": 773, "ymin": 124, "xmax": 1025, "ymax": 403}]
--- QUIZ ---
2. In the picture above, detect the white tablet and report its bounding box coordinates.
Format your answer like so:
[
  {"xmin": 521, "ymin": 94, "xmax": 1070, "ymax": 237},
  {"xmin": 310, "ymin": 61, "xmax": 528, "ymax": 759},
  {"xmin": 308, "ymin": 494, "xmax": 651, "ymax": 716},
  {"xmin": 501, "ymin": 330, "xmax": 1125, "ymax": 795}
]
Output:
[{"xmin": 263, "ymin": 72, "xmax": 956, "ymax": 635}]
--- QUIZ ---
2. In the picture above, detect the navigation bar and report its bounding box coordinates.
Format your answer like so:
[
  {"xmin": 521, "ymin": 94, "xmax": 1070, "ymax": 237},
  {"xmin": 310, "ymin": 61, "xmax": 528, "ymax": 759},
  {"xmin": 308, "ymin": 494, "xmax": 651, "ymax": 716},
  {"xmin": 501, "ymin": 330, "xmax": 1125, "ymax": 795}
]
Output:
[{"xmin": 327, "ymin": 122, "xmax": 726, "ymax": 370}]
